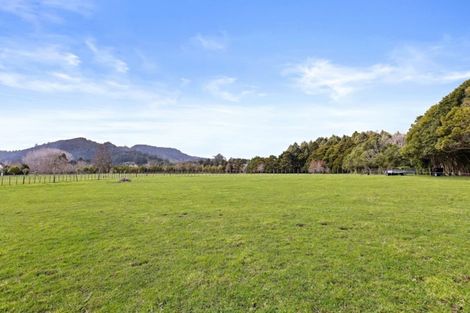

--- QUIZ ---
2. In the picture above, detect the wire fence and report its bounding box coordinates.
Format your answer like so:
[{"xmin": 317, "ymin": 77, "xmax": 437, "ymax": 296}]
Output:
[
  {"xmin": 0, "ymin": 173, "xmax": 119, "ymax": 186},
  {"xmin": 0, "ymin": 172, "xmax": 245, "ymax": 187},
  {"xmin": 1, "ymin": 170, "xmax": 468, "ymax": 187}
]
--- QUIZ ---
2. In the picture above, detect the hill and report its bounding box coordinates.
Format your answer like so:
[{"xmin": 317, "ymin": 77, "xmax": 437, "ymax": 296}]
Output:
[
  {"xmin": 131, "ymin": 145, "xmax": 201, "ymax": 163},
  {"xmin": 0, "ymin": 138, "xmax": 202, "ymax": 165}
]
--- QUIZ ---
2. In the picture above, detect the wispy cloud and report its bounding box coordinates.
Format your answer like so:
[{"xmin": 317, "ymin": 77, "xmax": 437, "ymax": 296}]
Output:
[
  {"xmin": 205, "ymin": 76, "xmax": 239, "ymax": 101},
  {"xmin": 0, "ymin": 0, "xmax": 93, "ymax": 23},
  {"xmin": 40, "ymin": 0, "xmax": 93, "ymax": 13},
  {"xmin": 85, "ymin": 39, "xmax": 129, "ymax": 73},
  {"xmin": 286, "ymin": 41, "xmax": 470, "ymax": 99},
  {"xmin": 204, "ymin": 76, "xmax": 257, "ymax": 102},
  {"xmin": 0, "ymin": 39, "xmax": 175, "ymax": 105},
  {"xmin": 191, "ymin": 33, "xmax": 228, "ymax": 51},
  {"xmin": 0, "ymin": 71, "xmax": 176, "ymax": 105},
  {"xmin": 180, "ymin": 78, "xmax": 191, "ymax": 87},
  {"xmin": 0, "ymin": 45, "xmax": 80, "ymax": 68},
  {"xmin": 135, "ymin": 49, "xmax": 158, "ymax": 72},
  {"xmin": 285, "ymin": 59, "xmax": 394, "ymax": 99}
]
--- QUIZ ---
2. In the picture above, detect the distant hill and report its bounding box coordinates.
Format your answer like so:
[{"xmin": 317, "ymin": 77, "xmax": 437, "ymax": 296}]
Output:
[
  {"xmin": 131, "ymin": 145, "xmax": 200, "ymax": 163},
  {"xmin": 0, "ymin": 138, "xmax": 202, "ymax": 165}
]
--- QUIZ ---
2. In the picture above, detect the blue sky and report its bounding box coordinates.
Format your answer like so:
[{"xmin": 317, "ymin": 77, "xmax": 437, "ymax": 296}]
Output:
[{"xmin": 1, "ymin": 0, "xmax": 470, "ymax": 158}]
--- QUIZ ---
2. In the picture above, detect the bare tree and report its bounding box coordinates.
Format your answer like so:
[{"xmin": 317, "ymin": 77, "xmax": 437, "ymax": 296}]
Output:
[
  {"xmin": 390, "ymin": 132, "xmax": 406, "ymax": 147},
  {"xmin": 308, "ymin": 160, "xmax": 329, "ymax": 174},
  {"xmin": 23, "ymin": 148, "xmax": 72, "ymax": 174},
  {"xmin": 256, "ymin": 162, "xmax": 265, "ymax": 173},
  {"xmin": 93, "ymin": 144, "xmax": 112, "ymax": 173}
]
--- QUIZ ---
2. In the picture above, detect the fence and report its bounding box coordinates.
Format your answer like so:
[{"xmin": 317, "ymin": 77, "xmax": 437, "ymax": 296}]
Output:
[
  {"xmin": 1, "ymin": 170, "xmax": 468, "ymax": 187},
  {"xmin": 0, "ymin": 172, "xmax": 122, "ymax": 187},
  {"xmin": 0, "ymin": 171, "xmax": 241, "ymax": 187}
]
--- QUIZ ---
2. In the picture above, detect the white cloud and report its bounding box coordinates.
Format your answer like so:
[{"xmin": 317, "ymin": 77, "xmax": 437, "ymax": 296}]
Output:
[
  {"xmin": 0, "ymin": 0, "xmax": 93, "ymax": 23},
  {"xmin": 441, "ymin": 71, "xmax": 470, "ymax": 81},
  {"xmin": 0, "ymin": 71, "xmax": 176, "ymax": 105},
  {"xmin": 85, "ymin": 39, "xmax": 129, "ymax": 73},
  {"xmin": 191, "ymin": 33, "xmax": 228, "ymax": 51},
  {"xmin": 204, "ymin": 76, "xmax": 256, "ymax": 102},
  {"xmin": 0, "ymin": 40, "xmax": 174, "ymax": 105},
  {"xmin": 286, "ymin": 42, "xmax": 470, "ymax": 99},
  {"xmin": 40, "ymin": 0, "xmax": 93, "ymax": 13},
  {"xmin": 286, "ymin": 59, "xmax": 394, "ymax": 99},
  {"xmin": 0, "ymin": 45, "xmax": 80, "ymax": 67},
  {"xmin": 204, "ymin": 76, "xmax": 239, "ymax": 101}
]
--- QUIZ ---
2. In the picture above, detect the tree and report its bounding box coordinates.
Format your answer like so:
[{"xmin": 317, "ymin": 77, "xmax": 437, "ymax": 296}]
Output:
[
  {"xmin": 23, "ymin": 148, "xmax": 72, "ymax": 174},
  {"xmin": 7, "ymin": 165, "xmax": 22, "ymax": 175},
  {"xmin": 213, "ymin": 154, "xmax": 227, "ymax": 166},
  {"xmin": 436, "ymin": 106, "xmax": 470, "ymax": 152},
  {"xmin": 308, "ymin": 160, "xmax": 328, "ymax": 173},
  {"xmin": 246, "ymin": 157, "xmax": 265, "ymax": 173},
  {"xmin": 93, "ymin": 144, "xmax": 112, "ymax": 173},
  {"xmin": 403, "ymin": 79, "xmax": 470, "ymax": 173}
]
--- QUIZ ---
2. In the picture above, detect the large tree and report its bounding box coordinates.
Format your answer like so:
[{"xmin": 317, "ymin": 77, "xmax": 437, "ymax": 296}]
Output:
[
  {"xmin": 403, "ymin": 80, "xmax": 470, "ymax": 173},
  {"xmin": 23, "ymin": 148, "xmax": 72, "ymax": 174},
  {"xmin": 93, "ymin": 144, "xmax": 112, "ymax": 173}
]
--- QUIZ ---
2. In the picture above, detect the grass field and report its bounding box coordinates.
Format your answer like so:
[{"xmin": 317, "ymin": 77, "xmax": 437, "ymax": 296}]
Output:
[{"xmin": 1, "ymin": 175, "xmax": 469, "ymax": 312}]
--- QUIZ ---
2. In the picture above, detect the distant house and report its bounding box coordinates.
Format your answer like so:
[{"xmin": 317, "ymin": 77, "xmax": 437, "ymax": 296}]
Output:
[{"xmin": 122, "ymin": 162, "xmax": 138, "ymax": 167}]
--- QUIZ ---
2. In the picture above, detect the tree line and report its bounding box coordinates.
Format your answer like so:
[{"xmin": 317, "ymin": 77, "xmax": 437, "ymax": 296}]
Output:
[
  {"xmin": 247, "ymin": 131, "xmax": 408, "ymax": 174},
  {"xmin": 247, "ymin": 79, "xmax": 469, "ymax": 175},
  {"xmin": 402, "ymin": 79, "xmax": 470, "ymax": 174}
]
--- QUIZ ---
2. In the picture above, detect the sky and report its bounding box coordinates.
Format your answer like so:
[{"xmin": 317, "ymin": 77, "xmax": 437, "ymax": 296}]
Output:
[{"xmin": 1, "ymin": 0, "xmax": 470, "ymax": 158}]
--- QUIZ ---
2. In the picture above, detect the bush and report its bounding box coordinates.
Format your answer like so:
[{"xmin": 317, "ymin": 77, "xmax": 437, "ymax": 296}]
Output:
[{"xmin": 7, "ymin": 166, "xmax": 22, "ymax": 175}]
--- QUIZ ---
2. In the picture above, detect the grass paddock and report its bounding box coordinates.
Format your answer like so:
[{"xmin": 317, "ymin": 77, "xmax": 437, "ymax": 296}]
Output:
[{"xmin": 1, "ymin": 175, "xmax": 469, "ymax": 312}]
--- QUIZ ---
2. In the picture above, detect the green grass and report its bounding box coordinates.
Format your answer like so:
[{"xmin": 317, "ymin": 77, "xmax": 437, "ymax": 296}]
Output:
[{"xmin": 1, "ymin": 175, "xmax": 469, "ymax": 312}]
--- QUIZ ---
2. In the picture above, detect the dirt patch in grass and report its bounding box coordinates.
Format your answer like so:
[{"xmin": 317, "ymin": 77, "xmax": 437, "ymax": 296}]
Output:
[
  {"xmin": 453, "ymin": 275, "xmax": 470, "ymax": 283},
  {"xmin": 36, "ymin": 269, "xmax": 57, "ymax": 276},
  {"xmin": 130, "ymin": 260, "xmax": 149, "ymax": 267},
  {"xmin": 451, "ymin": 303, "xmax": 464, "ymax": 313}
]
